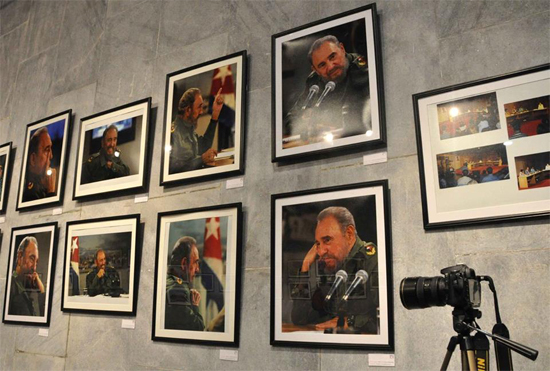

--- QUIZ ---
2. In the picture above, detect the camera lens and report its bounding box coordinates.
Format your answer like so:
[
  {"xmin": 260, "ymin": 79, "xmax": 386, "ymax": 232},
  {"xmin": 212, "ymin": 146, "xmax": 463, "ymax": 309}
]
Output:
[{"xmin": 400, "ymin": 276, "xmax": 447, "ymax": 309}]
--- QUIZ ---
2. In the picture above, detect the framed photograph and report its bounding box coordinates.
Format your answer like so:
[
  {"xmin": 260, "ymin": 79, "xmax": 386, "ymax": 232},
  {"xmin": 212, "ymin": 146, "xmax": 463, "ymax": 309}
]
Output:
[
  {"xmin": 414, "ymin": 64, "xmax": 550, "ymax": 229},
  {"xmin": 61, "ymin": 215, "xmax": 140, "ymax": 315},
  {"xmin": 0, "ymin": 142, "xmax": 12, "ymax": 213},
  {"xmin": 16, "ymin": 110, "xmax": 72, "ymax": 210},
  {"xmin": 73, "ymin": 98, "xmax": 151, "ymax": 200},
  {"xmin": 160, "ymin": 51, "xmax": 246, "ymax": 186},
  {"xmin": 272, "ymin": 3, "xmax": 386, "ymax": 162},
  {"xmin": 152, "ymin": 203, "xmax": 242, "ymax": 346},
  {"xmin": 271, "ymin": 180, "xmax": 393, "ymax": 350},
  {"xmin": 2, "ymin": 222, "xmax": 58, "ymax": 326}
]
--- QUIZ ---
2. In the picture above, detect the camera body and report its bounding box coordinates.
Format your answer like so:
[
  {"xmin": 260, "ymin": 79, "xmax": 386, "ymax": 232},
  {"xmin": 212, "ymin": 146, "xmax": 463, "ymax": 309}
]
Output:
[{"xmin": 400, "ymin": 264, "xmax": 481, "ymax": 310}]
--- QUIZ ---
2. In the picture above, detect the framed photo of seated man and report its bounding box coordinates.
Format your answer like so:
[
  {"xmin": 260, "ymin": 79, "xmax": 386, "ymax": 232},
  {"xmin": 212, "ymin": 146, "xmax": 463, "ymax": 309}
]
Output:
[
  {"xmin": 3, "ymin": 222, "xmax": 58, "ymax": 326},
  {"xmin": 61, "ymin": 215, "xmax": 140, "ymax": 315},
  {"xmin": 160, "ymin": 51, "xmax": 247, "ymax": 186},
  {"xmin": 152, "ymin": 203, "xmax": 242, "ymax": 346},
  {"xmin": 272, "ymin": 4, "xmax": 386, "ymax": 162},
  {"xmin": 73, "ymin": 98, "xmax": 151, "ymax": 200},
  {"xmin": 16, "ymin": 110, "xmax": 72, "ymax": 211},
  {"xmin": 271, "ymin": 180, "xmax": 393, "ymax": 350}
]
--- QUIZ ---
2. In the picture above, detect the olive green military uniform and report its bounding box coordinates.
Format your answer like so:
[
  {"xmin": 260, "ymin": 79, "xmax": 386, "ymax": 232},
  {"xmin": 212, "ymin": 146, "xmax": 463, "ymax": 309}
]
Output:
[
  {"xmin": 291, "ymin": 236, "xmax": 379, "ymax": 334},
  {"xmin": 284, "ymin": 53, "xmax": 370, "ymax": 139},
  {"xmin": 86, "ymin": 267, "xmax": 120, "ymax": 297},
  {"xmin": 81, "ymin": 149, "xmax": 130, "ymax": 184},
  {"xmin": 22, "ymin": 171, "xmax": 55, "ymax": 202},
  {"xmin": 168, "ymin": 116, "xmax": 218, "ymax": 174},
  {"xmin": 165, "ymin": 274, "xmax": 205, "ymax": 331},
  {"xmin": 9, "ymin": 272, "xmax": 40, "ymax": 316}
]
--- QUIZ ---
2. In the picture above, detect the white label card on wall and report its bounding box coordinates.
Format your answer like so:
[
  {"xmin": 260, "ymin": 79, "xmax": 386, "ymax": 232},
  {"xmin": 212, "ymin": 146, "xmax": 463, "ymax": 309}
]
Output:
[
  {"xmin": 219, "ymin": 349, "xmax": 238, "ymax": 361},
  {"xmin": 0, "ymin": 216, "xmax": 5, "ymax": 224},
  {"xmin": 368, "ymin": 354, "xmax": 395, "ymax": 367},
  {"xmin": 52, "ymin": 208, "xmax": 63, "ymax": 215},
  {"xmin": 226, "ymin": 177, "xmax": 244, "ymax": 189},
  {"xmin": 363, "ymin": 149, "xmax": 388, "ymax": 165},
  {"xmin": 134, "ymin": 193, "xmax": 149, "ymax": 203},
  {"xmin": 121, "ymin": 319, "xmax": 135, "ymax": 329},
  {"xmin": 38, "ymin": 328, "xmax": 49, "ymax": 337}
]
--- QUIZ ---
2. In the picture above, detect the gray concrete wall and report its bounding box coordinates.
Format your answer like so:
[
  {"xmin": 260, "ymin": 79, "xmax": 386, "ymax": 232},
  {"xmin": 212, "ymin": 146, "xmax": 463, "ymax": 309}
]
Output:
[{"xmin": 0, "ymin": 0, "xmax": 548, "ymax": 370}]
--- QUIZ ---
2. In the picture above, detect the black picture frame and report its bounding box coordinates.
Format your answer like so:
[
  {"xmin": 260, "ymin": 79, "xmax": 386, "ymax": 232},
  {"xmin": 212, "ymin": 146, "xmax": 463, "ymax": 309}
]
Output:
[
  {"xmin": 160, "ymin": 51, "xmax": 247, "ymax": 186},
  {"xmin": 270, "ymin": 180, "xmax": 394, "ymax": 350},
  {"xmin": 271, "ymin": 3, "xmax": 386, "ymax": 163},
  {"xmin": 413, "ymin": 64, "xmax": 550, "ymax": 229},
  {"xmin": 152, "ymin": 203, "xmax": 243, "ymax": 347},
  {"xmin": 2, "ymin": 222, "xmax": 58, "ymax": 326},
  {"xmin": 72, "ymin": 97, "xmax": 152, "ymax": 201},
  {"xmin": 16, "ymin": 110, "xmax": 72, "ymax": 211},
  {"xmin": 60, "ymin": 214, "xmax": 141, "ymax": 316},
  {"xmin": 0, "ymin": 142, "xmax": 13, "ymax": 213}
]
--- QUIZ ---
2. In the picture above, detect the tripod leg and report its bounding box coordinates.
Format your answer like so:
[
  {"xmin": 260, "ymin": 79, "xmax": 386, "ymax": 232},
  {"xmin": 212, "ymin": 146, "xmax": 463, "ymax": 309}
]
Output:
[{"xmin": 441, "ymin": 336, "xmax": 460, "ymax": 371}]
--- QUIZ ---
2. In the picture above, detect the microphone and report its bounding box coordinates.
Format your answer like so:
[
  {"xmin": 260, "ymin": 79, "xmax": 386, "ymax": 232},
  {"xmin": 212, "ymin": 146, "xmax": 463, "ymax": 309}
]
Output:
[
  {"xmin": 302, "ymin": 85, "xmax": 320, "ymax": 110},
  {"xmin": 343, "ymin": 270, "xmax": 369, "ymax": 301},
  {"xmin": 325, "ymin": 270, "xmax": 348, "ymax": 301},
  {"xmin": 315, "ymin": 81, "xmax": 336, "ymax": 107}
]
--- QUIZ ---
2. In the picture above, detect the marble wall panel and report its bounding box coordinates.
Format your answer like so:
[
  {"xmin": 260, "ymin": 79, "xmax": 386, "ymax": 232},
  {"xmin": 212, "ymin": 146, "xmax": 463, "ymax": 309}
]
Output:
[
  {"xmin": 0, "ymin": 0, "xmax": 31, "ymax": 37},
  {"xmin": 436, "ymin": 0, "xmax": 550, "ymax": 39},
  {"xmin": 11, "ymin": 352, "xmax": 65, "ymax": 371},
  {"xmin": 157, "ymin": 0, "xmax": 236, "ymax": 57},
  {"xmin": 0, "ymin": 22, "xmax": 28, "ymax": 120},
  {"xmin": 94, "ymin": 0, "xmax": 160, "ymax": 112},
  {"xmin": 51, "ymin": 0, "xmax": 107, "ymax": 96},
  {"xmin": 439, "ymin": 10, "xmax": 550, "ymax": 85},
  {"xmin": 23, "ymin": 0, "xmax": 65, "ymax": 60}
]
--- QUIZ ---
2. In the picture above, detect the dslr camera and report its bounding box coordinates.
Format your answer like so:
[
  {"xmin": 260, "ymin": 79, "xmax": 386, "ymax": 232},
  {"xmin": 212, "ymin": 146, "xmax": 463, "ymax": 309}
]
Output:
[{"xmin": 400, "ymin": 264, "xmax": 481, "ymax": 310}]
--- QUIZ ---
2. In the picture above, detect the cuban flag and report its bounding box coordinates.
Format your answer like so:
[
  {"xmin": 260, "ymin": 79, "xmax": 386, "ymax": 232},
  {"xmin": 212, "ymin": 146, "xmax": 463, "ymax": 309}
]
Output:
[
  {"xmin": 209, "ymin": 66, "xmax": 236, "ymax": 150},
  {"xmin": 70, "ymin": 237, "xmax": 80, "ymax": 296},
  {"xmin": 200, "ymin": 217, "xmax": 225, "ymax": 331}
]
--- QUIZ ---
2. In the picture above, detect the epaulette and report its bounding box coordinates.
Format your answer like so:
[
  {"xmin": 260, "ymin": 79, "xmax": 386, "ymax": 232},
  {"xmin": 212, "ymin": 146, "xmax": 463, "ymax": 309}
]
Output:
[
  {"xmin": 87, "ymin": 153, "xmax": 99, "ymax": 163},
  {"xmin": 364, "ymin": 242, "xmax": 376, "ymax": 256},
  {"xmin": 171, "ymin": 122, "xmax": 176, "ymax": 133},
  {"xmin": 27, "ymin": 181, "xmax": 34, "ymax": 190}
]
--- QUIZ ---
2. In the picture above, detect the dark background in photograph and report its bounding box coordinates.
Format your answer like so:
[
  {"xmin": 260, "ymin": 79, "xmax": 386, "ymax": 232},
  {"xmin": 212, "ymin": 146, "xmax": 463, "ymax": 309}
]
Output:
[
  {"xmin": 437, "ymin": 143, "xmax": 509, "ymax": 189},
  {"xmin": 281, "ymin": 19, "xmax": 368, "ymax": 116},
  {"xmin": 0, "ymin": 154, "xmax": 6, "ymax": 194},
  {"xmin": 515, "ymin": 151, "xmax": 550, "ymax": 190},
  {"xmin": 505, "ymin": 95, "xmax": 550, "ymax": 139},
  {"xmin": 170, "ymin": 63, "xmax": 238, "ymax": 152},
  {"xmin": 81, "ymin": 117, "xmax": 142, "ymax": 179},
  {"xmin": 75, "ymin": 232, "xmax": 132, "ymax": 295},
  {"xmin": 436, "ymin": 92, "xmax": 499, "ymax": 140},
  {"xmin": 24, "ymin": 119, "xmax": 66, "ymax": 200},
  {"xmin": 10, "ymin": 231, "xmax": 53, "ymax": 316},
  {"xmin": 280, "ymin": 195, "xmax": 377, "ymax": 323}
]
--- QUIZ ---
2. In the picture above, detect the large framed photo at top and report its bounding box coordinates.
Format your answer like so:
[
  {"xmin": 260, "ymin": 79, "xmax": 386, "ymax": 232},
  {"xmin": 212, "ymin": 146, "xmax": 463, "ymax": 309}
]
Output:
[
  {"xmin": 414, "ymin": 64, "xmax": 550, "ymax": 229},
  {"xmin": 160, "ymin": 51, "xmax": 246, "ymax": 186},
  {"xmin": 272, "ymin": 4, "xmax": 386, "ymax": 162},
  {"xmin": 61, "ymin": 215, "xmax": 141, "ymax": 315},
  {"xmin": 3, "ymin": 222, "xmax": 58, "ymax": 326},
  {"xmin": 271, "ymin": 181, "xmax": 393, "ymax": 350},
  {"xmin": 16, "ymin": 111, "xmax": 72, "ymax": 211},
  {"xmin": 152, "ymin": 203, "xmax": 242, "ymax": 346},
  {"xmin": 73, "ymin": 98, "xmax": 151, "ymax": 200}
]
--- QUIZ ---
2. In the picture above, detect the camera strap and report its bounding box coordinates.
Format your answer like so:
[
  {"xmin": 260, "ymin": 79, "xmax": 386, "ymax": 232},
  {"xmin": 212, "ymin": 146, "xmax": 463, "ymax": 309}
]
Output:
[
  {"xmin": 473, "ymin": 332, "xmax": 490, "ymax": 371},
  {"xmin": 493, "ymin": 323, "xmax": 513, "ymax": 371},
  {"xmin": 481, "ymin": 276, "xmax": 514, "ymax": 370}
]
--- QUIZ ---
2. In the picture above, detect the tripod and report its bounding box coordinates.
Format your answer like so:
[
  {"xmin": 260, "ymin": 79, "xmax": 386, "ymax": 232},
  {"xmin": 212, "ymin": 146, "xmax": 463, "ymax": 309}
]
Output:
[{"xmin": 440, "ymin": 307, "xmax": 538, "ymax": 371}]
